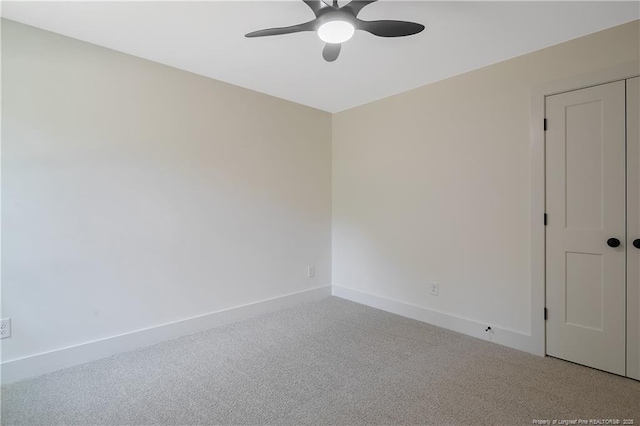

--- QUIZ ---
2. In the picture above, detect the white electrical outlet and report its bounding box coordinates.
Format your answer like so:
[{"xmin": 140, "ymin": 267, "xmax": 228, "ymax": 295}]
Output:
[
  {"xmin": 307, "ymin": 266, "xmax": 315, "ymax": 278},
  {"xmin": 1, "ymin": 318, "xmax": 11, "ymax": 339},
  {"xmin": 429, "ymin": 282, "xmax": 439, "ymax": 296}
]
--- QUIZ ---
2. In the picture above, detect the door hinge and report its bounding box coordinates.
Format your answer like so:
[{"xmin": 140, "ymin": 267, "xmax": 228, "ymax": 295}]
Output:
[
  {"xmin": 544, "ymin": 119, "xmax": 548, "ymax": 131},
  {"xmin": 544, "ymin": 213, "xmax": 548, "ymax": 226},
  {"xmin": 544, "ymin": 308, "xmax": 548, "ymax": 320}
]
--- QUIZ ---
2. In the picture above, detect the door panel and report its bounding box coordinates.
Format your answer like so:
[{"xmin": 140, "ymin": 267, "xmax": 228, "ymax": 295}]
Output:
[
  {"xmin": 565, "ymin": 252, "xmax": 603, "ymax": 330},
  {"xmin": 627, "ymin": 76, "xmax": 640, "ymax": 380},
  {"xmin": 546, "ymin": 80, "xmax": 626, "ymax": 376},
  {"xmin": 565, "ymin": 100, "xmax": 605, "ymax": 230}
]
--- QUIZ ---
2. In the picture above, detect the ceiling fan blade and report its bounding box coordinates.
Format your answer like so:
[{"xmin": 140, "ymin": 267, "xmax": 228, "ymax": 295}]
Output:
[
  {"xmin": 345, "ymin": 0, "xmax": 377, "ymax": 17},
  {"xmin": 303, "ymin": 0, "xmax": 329, "ymax": 16},
  {"xmin": 322, "ymin": 43, "xmax": 341, "ymax": 62},
  {"xmin": 357, "ymin": 20, "xmax": 425, "ymax": 37},
  {"xmin": 245, "ymin": 21, "xmax": 316, "ymax": 38}
]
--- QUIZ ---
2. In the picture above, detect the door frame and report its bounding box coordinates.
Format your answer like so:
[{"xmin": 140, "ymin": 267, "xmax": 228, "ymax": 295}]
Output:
[{"xmin": 529, "ymin": 61, "xmax": 640, "ymax": 357}]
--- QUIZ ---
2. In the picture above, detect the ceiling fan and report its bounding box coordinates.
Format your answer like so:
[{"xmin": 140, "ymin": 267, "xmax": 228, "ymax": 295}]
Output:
[{"xmin": 245, "ymin": 0, "xmax": 425, "ymax": 62}]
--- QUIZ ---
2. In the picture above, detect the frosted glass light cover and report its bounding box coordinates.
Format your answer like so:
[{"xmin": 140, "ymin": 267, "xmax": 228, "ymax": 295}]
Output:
[{"xmin": 318, "ymin": 21, "xmax": 355, "ymax": 44}]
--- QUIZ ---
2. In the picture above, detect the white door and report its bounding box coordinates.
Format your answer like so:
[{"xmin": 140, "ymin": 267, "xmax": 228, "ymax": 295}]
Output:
[
  {"xmin": 627, "ymin": 77, "xmax": 640, "ymax": 380},
  {"xmin": 546, "ymin": 80, "xmax": 627, "ymax": 376}
]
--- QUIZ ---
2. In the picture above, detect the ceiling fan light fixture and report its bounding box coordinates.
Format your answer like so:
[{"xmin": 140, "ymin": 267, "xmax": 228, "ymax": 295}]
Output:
[
  {"xmin": 317, "ymin": 21, "xmax": 355, "ymax": 44},
  {"xmin": 245, "ymin": 0, "xmax": 425, "ymax": 62}
]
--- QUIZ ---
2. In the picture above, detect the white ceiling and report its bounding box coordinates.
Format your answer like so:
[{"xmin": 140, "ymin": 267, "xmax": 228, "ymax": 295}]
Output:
[{"xmin": 2, "ymin": 1, "xmax": 639, "ymax": 112}]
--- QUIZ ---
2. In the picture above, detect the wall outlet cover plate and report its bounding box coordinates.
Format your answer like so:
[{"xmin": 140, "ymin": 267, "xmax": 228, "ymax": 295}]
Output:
[{"xmin": 1, "ymin": 318, "xmax": 12, "ymax": 339}]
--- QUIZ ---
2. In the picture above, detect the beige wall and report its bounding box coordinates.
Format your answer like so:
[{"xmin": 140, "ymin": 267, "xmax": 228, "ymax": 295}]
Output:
[
  {"xmin": 3, "ymin": 16, "xmax": 639, "ymax": 367},
  {"xmin": 332, "ymin": 21, "xmax": 640, "ymax": 337},
  {"xmin": 1, "ymin": 19, "xmax": 332, "ymax": 362}
]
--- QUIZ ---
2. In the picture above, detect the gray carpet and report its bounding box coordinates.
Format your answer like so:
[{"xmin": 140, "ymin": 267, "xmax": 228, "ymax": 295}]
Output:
[{"xmin": 2, "ymin": 297, "xmax": 639, "ymax": 425}]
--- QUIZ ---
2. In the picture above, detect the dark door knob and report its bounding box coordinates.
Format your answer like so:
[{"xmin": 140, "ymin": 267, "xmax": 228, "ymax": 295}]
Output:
[
  {"xmin": 634, "ymin": 239, "xmax": 640, "ymax": 249},
  {"xmin": 607, "ymin": 238, "xmax": 621, "ymax": 248}
]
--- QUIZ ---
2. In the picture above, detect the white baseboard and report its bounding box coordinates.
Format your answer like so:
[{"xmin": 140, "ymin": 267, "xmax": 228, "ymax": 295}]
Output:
[
  {"xmin": 332, "ymin": 285, "xmax": 537, "ymax": 355},
  {"xmin": 1, "ymin": 285, "xmax": 331, "ymax": 384}
]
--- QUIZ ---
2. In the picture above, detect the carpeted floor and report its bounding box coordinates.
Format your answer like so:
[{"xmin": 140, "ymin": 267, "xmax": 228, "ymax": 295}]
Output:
[{"xmin": 2, "ymin": 297, "xmax": 639, "ymax": 425}]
